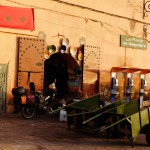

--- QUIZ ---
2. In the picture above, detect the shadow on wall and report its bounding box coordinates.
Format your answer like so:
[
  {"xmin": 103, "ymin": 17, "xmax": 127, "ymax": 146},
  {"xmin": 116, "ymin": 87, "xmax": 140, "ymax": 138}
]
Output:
[
  {"xmin": 83, "ymin": 69, "xmax": 99, "ymax": 97},
  {"xmin": 83, "ymin": 81, "xmax": 99, "ymax": 97}
]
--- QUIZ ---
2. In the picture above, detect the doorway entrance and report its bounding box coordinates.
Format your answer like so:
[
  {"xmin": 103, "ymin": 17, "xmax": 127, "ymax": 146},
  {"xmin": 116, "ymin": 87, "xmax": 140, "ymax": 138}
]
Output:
[{"xmin": 44, "ymin": 52, "xmax": 80, "ymax": 98}]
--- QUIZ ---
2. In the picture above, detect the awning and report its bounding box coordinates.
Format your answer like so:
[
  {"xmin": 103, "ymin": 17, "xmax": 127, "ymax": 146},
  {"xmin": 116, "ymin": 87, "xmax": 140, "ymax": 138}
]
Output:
[
  {"xmin": 140, "ymin": 69, "xmax": 150, "ymax": 75},
  {"xmin": 122, "ymin": 67, "xmax": 142, "ymax": 73},
  {"xmin": 111, "ymin": 67, "xmax": 150, "ymax": 74},
  {"xmin": 111, "ymin": 66, "xmax": 129, "ymax": 72}
]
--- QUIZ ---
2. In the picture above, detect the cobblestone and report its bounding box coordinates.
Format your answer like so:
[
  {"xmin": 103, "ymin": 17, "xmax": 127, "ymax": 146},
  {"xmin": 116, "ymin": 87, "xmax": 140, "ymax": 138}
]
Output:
[{"xmin": 0, "ymin": 114, "xmax": 149, "ymax": 150}]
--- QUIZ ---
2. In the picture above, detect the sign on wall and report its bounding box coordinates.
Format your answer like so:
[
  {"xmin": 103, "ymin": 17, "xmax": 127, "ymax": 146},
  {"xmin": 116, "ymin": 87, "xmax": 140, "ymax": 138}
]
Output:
[{"xmin": 120, "ymin": 35, "xmax": 147, "ymax": 50}]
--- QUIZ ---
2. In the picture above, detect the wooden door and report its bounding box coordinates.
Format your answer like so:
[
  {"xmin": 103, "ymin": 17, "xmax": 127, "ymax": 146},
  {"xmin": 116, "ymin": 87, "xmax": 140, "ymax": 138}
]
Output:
[
  {"xmin": 83, "ymin": 45, "xmax": 100, "ymax": 96},
  {"xmin": 18, "ymin": 37, "xmax": 45, "ymax": 91},
  {"xmin": 0, "ymin": 64, "xmax": 8, "ymax": 113}
]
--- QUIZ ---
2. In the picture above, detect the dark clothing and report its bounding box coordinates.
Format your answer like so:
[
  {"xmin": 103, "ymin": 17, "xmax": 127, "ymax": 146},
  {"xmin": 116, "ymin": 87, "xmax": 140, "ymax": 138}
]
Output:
[{"xmin": 44, "ymin": 53, "xmax": 69, "ymax": 98}]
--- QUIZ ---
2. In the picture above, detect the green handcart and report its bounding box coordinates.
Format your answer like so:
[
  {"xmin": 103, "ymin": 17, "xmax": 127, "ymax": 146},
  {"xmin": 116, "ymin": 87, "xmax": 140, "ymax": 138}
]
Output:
[
  {"xmin": 65, "ymin": 93, "xmax": 126, "ymax": 130},
  {"xmin": 83, "ymin": 98, "xmax": 150, "ymax": 147}
]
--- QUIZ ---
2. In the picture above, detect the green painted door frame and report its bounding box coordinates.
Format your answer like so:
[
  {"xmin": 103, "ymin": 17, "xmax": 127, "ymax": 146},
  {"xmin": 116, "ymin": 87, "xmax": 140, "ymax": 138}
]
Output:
[{"xmin": 0, "ymin": 64, "xmax": 8, "ymax": 113}]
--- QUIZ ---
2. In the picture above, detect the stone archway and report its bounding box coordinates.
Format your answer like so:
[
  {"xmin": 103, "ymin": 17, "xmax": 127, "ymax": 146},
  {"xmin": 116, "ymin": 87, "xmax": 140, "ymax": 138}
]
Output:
[{"xmin": 44, "ymin": 52, "xmax": 80, "ymax": 98}]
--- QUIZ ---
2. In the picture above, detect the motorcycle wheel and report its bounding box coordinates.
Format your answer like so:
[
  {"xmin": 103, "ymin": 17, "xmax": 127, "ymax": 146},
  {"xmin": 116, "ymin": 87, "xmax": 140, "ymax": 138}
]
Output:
[
  {"xmin": 21, "ymin": 105, "xmax": 36, "ymax": 119},
  {"xmin": 49, "ymin": 100, "xmax": 59, "ymax": 112}
]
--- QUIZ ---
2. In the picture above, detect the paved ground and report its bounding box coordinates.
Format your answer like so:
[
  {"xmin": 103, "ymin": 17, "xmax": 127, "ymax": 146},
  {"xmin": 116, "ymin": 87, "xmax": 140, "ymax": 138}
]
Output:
[{"xmin": 0, "ymin": 113, "xmax": 149, "ymax": 150}]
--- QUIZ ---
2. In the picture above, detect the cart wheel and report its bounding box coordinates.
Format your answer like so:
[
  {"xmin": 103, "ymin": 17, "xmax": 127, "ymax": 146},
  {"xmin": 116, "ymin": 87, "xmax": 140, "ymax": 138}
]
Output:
[{"xmin": 146, "ymin": 124, "xmax": 150, "ymax": 145}]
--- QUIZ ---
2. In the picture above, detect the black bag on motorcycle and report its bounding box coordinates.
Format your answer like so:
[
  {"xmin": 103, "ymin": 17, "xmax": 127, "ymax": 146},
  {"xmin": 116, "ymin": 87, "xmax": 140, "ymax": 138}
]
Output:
[
  {"xmin": 12, "ymin": 87, "xmax": 26, "ymax": 112},
  {"xmin": 12, "ymin": 87, "xmax": 26, "ymax": 97}
]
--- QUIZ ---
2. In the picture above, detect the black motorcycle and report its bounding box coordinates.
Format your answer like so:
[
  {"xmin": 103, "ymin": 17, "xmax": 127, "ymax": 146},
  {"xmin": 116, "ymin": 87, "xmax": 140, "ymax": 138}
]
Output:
[{"xmin": 12, "ymin": 83, "xmax": 62, "ymax": 119}]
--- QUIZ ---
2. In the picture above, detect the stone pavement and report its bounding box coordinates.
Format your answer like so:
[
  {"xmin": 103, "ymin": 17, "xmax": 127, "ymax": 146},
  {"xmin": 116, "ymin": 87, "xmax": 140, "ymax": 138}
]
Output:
[{"xmin": 0, "ymin": 113, "xmax": 149, "ymax": 150}]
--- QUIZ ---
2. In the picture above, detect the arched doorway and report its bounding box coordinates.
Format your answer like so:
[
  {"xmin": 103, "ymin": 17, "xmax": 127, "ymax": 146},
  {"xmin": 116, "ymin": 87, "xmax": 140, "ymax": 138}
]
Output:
[{"xmin": 44, "ymin": 52, "xmax": 80, "ymax": 98}]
